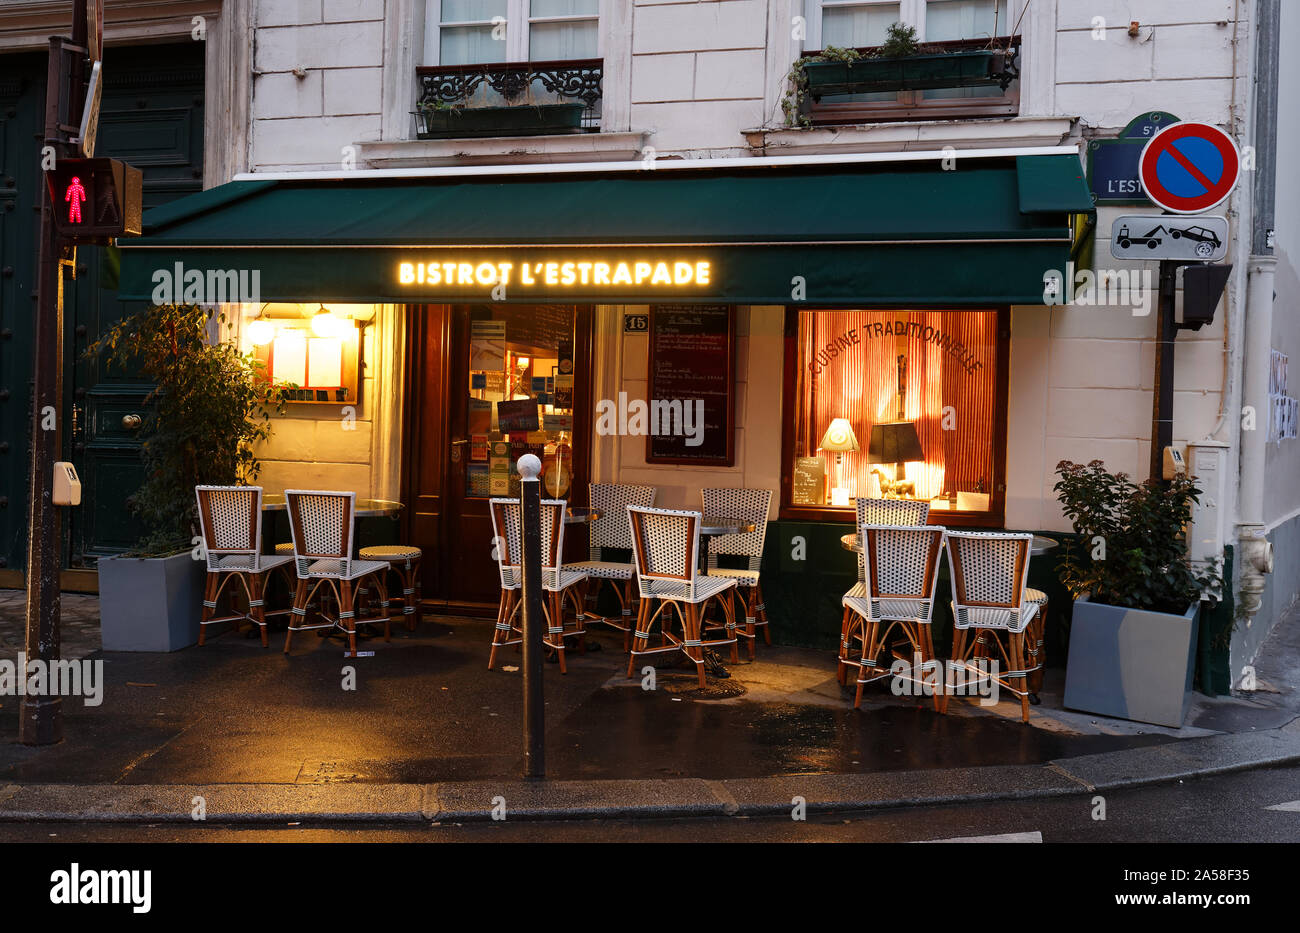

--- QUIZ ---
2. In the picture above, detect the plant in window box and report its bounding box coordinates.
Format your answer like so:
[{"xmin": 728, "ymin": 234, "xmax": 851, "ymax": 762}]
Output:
[
  {"xmin": 784, "ymin": 22, "xmax": 1018, "ymax": 125},
  {"xmin": 1052, "ymin": 460, "xmax": 1222, "ymax": 727},
  {"xmin": 413, "ymin": 97, "xmax": 586, "ymax": 139},
  {"xmin": 87, "ymin": 304, "xmax": 288, "ymax": 651}
]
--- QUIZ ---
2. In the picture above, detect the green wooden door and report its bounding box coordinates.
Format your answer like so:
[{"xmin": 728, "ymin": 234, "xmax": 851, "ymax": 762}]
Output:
[
  {"xmin": 0, "ymin": 54, "xmax": 46, "ymax": 573},
  {"xmin": 65, "ymin": 44, "xmax": 206, "ymax": 566}
]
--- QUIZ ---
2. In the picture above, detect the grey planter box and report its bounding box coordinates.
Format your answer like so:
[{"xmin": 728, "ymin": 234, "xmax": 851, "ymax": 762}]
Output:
[
  {"xmin": 1063, "ymin": 596, "xmax": 1201, "ymax": 728},
  {"xmin": 98, "ymin": 552, "xmax": 206, "ymax": 652}
]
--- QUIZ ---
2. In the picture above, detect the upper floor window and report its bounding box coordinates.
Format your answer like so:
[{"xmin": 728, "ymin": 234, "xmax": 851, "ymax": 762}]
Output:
[
  {"xmin": 801, "ymin": 0, "xmax": 1019, "ymax": 122},
  {"xmin": 427, "ymin": 0, "xmax": 600, "ymax": 66}
]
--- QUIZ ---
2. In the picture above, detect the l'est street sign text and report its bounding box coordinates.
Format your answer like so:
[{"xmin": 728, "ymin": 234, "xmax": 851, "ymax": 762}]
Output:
[{"xmin": 1110, "ymin": 214, "xmax": 1228, "ymax": 262}]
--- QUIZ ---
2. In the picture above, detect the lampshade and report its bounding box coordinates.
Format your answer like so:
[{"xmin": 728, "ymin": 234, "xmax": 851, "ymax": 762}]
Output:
[
  {"xmin": 819, "ymin": 418, "xmax": 860, "ymax": 453},
  {"xmin": 868, "ymin": 421, "xmax": 924, "ymax": 463}
]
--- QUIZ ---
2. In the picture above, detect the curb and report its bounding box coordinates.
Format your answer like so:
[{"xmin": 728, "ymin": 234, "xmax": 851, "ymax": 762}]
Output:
[{"xmin": 1, "ymin": 722, "xmax": 1297, "ymax": 824}]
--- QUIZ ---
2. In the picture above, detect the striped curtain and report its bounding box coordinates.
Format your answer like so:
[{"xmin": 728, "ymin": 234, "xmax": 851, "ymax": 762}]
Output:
[{"xmin": 796, "ymin": 310, "xmax": 997, "ymax": 505}]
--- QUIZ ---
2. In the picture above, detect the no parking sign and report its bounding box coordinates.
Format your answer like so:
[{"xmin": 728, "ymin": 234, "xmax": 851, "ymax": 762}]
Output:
[{"xmin": 1138, "ymin": 122, "xmax": 1240, "ymax": 214}]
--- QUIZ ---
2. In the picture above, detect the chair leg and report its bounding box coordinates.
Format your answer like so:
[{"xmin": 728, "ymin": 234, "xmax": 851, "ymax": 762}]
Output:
[
  {"xmin": 837, "ymin": 606, "xmax": 854, "ymax": 685},
  {"xmin": 547, "ymin": 591, "xmax": 567, "ymax": 674},
  {"xmin": 1010, "ymin": 631, "xmax": 1030, "ymax": 723},
  {"xmin": 755, "ymin": 581, "xmax": 770, "ymax": 645},
  {"xmin": 198, "ymin": 572, "xmax": 218, "ymax": 646},
  {"xmin": 685, "ymin": 602, "xmax": 706, "ymax": 688},
  {"xmin": 620, "ymin": 579, "xmax": 634, "ymax": 651},
  {"xmin": 853, "ymin": 618, "xmax": 879, "ymax": 710},
  {"xmin": 628, "ymin": 597, "xmax": 651, "ymax": 679},
  {"xmin": 340, "ymin": 580, "xmax": 357, "ymax": 657},
  {"xmin": 250, "ymin": 572, "xmax": 269, "ymax": 648},
  {"xmin": 285, "ymin": 579, "xmax": 309, "ymax": 653},
  {"xmin": 725, "ymin": 591, "xmax": 740, "ymax": 664}
]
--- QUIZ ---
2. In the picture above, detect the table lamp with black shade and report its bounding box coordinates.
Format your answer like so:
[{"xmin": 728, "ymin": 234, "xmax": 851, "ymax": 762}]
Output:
[
  {"xmin": 818, "ymin": 417, "xmax": 859, "ymax": 507},
  {"xmin": 868, "ymin": 420, "xmax": 924, "ymax": 498}
]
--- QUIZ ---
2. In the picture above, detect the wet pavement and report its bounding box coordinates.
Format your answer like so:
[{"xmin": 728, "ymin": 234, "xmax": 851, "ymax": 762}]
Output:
[{"xmin": 0, "ymin": 588, "xmax": 1295, "ymax": 786}]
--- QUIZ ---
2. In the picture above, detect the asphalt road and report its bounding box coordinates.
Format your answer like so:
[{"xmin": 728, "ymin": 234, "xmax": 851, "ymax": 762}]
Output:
[{"xmin": 3, "ymin": 763, "xmax": 1296, "ymax": 843}]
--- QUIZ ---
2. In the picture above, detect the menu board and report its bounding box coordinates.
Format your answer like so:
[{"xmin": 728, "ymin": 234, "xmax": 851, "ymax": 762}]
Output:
[
  {"xmin": 645, "ymin": 305, "xmax": 735, "ymax": 465},
  {"xmin": 792, "ymin": 457, "xmax": 826, "ymax": 505}
]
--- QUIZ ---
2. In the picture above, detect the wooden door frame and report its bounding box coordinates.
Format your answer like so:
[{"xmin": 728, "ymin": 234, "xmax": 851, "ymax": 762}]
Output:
[{"xmin": 400, "ymin": 304, "xmax": 596, "ymax": 616}]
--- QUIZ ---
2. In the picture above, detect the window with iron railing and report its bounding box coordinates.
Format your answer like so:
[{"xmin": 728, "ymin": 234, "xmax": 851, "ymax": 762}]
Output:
[
  {"xmin": 798, "ymin": 0, "xmax": 1021, "ymax": 124},
  {"xmin": 416, "ymin": 0, "xmax": 603, "ymax": 138}
]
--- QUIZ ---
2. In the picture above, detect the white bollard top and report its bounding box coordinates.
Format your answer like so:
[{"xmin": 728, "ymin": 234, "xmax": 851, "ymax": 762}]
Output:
[{"xmin": 517, "ymin": 454, "xmax": 542, "ymax": 480}]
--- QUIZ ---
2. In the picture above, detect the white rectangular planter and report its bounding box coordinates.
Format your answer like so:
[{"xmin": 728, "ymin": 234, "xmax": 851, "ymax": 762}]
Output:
[
  {"xmin": 1063, "ymin": 596, "xmax": 1201, "ymax": 728},
  {"xmin": 98, "ymin": 552, "xmax": 205, "ymax": 652}
]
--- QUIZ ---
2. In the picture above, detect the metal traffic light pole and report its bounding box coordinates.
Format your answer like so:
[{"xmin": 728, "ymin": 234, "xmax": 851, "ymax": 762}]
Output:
[{"xmin": 21, "ymin": 3, "xmax": 90, "ymax": 746}]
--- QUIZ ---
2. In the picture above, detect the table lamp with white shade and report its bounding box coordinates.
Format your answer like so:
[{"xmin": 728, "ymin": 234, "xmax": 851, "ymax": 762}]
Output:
[{"xmin": 818, "ymin": 418, "xmax": 859, "ymax": 507}]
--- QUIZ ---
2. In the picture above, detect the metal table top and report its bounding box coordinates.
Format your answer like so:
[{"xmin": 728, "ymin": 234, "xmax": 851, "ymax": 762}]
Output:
[
  {"xmin": 700, "ymin": 517, "xmax": 757, "ymax": 536},
  {"xmin": 840, "ymin": 532, "xmax": 1059, "ymax": 557},
  {"xmin": 261, "ymin": 494, "xmax": 403, "ymax": 518},
  {"xmin": 565, "ymin": 507, "xmax": 603, "ymax": 524}
]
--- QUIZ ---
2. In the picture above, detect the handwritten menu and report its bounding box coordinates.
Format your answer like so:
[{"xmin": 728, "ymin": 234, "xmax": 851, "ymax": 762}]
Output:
[{"xmin": 646, "ymin": 305, "xmax": 735, "ymax": 465}]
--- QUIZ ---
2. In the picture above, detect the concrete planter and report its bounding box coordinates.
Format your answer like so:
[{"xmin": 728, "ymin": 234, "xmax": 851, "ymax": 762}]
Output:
[
  {"xmin": 1063, "ymin": 596, "xmax": 1201, "ymax": 728},
  {"xmin": 98, "ymin": 552, "xmax": 205, "ymax": 652}
]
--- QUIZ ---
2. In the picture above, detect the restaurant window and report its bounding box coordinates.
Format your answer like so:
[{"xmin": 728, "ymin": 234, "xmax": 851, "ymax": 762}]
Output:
[
  {"xmin": 785, "ymin": 309, "xmax": 1007, "ymax": 526},
  {"xmin": 804, "ymin": 0, "xmax": 1019, "ymax": 122},
  {"xmin": 427, "ymin": 0, "xmax": 600, "ymax": 65}
]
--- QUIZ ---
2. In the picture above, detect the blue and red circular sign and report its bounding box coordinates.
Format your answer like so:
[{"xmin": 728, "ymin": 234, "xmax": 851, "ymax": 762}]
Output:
[{"xmin": 1139, "ymin": 122, "xmax": 1240, "ymax": 214}]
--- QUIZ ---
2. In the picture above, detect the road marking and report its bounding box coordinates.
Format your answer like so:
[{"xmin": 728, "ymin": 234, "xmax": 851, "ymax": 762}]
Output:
[
  {"xmin": 915, "ymin": 831, "xmax": 1042, "ymax": 843},
  {"xmin": 1265, "ymin": 800, "xmax": 1300, "ymax": 812}
]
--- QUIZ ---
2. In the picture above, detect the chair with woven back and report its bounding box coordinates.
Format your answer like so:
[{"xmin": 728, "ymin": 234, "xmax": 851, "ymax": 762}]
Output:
[
  {"xmin": 282, "ymin": 490, "xmax": 392, "ymax": 656},
  {"xmin": 626, "ymin": 506, "xmax": 739, "ymax": 688},
  {"xmin": 943, "ymin": 530, "xmax": 1039, "ymax": 722},
  {"xmin": 486, "ymin": 497, "xmax": 589, "ymax": 673},
  {"xmin": 839, "ymin": 523, "xmax": 947, "ymax": 710},
  {"xmin": 195, "ymin": 485, "xmax": 294, "ymax": 647},
  {"xmin": 699, "ymin": 487, "xmax": 772, "ymax": 656},
  {"xmin": 840, "ymin": 497, "xmax": 931, "ymax": 668},
  {"xmin": 565, "ymin": 483, "xmax": 656, "ymax": 650}
]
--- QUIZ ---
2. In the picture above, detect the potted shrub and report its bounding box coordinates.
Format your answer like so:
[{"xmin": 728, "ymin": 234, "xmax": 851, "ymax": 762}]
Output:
[
  {"xmin": 88, "ymin": 304, "xmax": 285, "ymax": 651},
  {"xmin": 1053, "ymin": 460, "xmax": 1221, "ymax": 727}
]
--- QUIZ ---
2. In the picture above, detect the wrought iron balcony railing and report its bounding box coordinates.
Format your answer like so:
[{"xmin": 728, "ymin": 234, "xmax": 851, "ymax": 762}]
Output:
[{"xmin": 415, "ymin": 58, "xmax": 603, "ymax": 138}]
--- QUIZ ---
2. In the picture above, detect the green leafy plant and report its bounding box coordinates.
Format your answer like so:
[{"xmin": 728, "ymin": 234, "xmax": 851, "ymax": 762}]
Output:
[
  {"xmin": 879, "ymin": 21, "xmax": 920, "ymax": 58},
  {"xmin": 87, "ymin": 303, "xmax": 286, "ymax": 556},
  {"xmin": 781, "ymin": 45, "xmax": 864, "ymax": 127},
  {"xmin": 1053, "ymin": 460, "xmax": 1221, "ymax": 615}
]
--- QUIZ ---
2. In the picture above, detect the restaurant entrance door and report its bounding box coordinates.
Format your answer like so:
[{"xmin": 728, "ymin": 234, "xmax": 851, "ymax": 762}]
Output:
[{"xmin": 403, "ymin": 304, "xmax": 593, "ymax": 614}]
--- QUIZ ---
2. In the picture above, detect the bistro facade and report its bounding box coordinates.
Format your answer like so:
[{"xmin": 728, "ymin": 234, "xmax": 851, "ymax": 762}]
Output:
[{"xmin": 114, "ymin": 148, "xmax": 1106, "ymax": 650}]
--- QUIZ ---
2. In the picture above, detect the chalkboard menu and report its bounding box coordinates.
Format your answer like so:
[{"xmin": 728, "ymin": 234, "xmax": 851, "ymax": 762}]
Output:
[{"xmin": 645, "ymin": 305, "xmax": 736, "ymax": 465}]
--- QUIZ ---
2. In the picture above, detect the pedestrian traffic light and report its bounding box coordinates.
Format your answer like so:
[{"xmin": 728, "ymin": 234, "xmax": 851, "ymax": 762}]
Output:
[{"xmin": 45, "ymin": 157, "xmax": 142, "ymax": 243}]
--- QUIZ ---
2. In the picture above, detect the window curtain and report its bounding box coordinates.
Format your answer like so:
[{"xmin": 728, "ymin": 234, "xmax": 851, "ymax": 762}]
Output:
[{"xmin": 797, "ymin": 310, "xmax": 997, "ymax": 503}]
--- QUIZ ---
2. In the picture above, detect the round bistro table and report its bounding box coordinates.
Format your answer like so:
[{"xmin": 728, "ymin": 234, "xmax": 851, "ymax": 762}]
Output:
[{"xmin": 699, "ymin": 517, "xmax": 757, "ymax": 575}]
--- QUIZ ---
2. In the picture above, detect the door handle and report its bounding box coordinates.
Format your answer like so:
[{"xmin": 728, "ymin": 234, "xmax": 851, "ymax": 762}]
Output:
[
  {"xmin": 122, "ymin": 413, "xmax": 142, "ymax": 430},
  {"xmin": 450, "ymin": 437, "xmax": 468, "ymax": 462}
]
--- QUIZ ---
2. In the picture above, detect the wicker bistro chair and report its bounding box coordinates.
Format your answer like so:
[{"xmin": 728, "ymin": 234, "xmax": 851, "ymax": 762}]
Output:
[
  {"xmin": 282, "ymin": 490, "xmax": 392, "ymax": 657},
  {"xmin": 487, "ymin": 497, "xmax": 589, "ymax": 674},
  {"xmin": 626, "ymin": 506, "xmax": 739, "ymax": 688},
  {"xmin": 195, "ymin": 486, "xmax": 294, "ymax": 647},
  {"xmin": 847, "ymin": 497, "xmax": 931, "ymax": 596},
  {"xmin": 838, "ymin": 524, "xmax": 947, "ymax": 710},
  {"xmin": 699, "ymin": 487, "xmax": 773, "ymax": 655},
  {"xmin": 565, "ymin": 483, "xmax": 656, "ymax": 649},
  {"xmin": 943, "ymin": 531, "xmax": 1039, "ymax": 722}
]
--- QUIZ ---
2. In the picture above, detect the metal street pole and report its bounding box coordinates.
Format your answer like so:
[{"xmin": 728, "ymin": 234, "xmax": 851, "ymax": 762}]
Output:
[
  {"xmin": 1149, "ymin": 260, "xmax": 1178, "ymax": 483},
  {"xmin": 22, "ymin": 3, "xmax": 89, "ymax": 745},
  {"xmin": 517, "ymin": 454, "xmax": 546, "ymax": 780}
]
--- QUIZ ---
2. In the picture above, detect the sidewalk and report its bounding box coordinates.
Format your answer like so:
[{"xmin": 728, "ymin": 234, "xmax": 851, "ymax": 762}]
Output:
[{"xmin": 0, "ymin": 589, "xmax": 1296, "ymax": 822}]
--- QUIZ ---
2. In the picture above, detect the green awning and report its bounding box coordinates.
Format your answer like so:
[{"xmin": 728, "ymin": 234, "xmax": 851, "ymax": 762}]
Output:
[{"xmin": 117, "ymin": 156, "xmax": 1092, "ymax": 306}]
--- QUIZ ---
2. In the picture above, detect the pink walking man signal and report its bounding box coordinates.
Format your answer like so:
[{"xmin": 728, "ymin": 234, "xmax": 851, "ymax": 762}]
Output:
[{"xmin": 65, "ymin": 176, "xmax": 86, "ymax": 224}]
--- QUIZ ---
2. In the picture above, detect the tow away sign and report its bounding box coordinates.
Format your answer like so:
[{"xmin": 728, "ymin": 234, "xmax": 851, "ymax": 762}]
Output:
[{"xmin": 1110, "ymin": 214, "xmax": 1228, "ymax": 262}]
